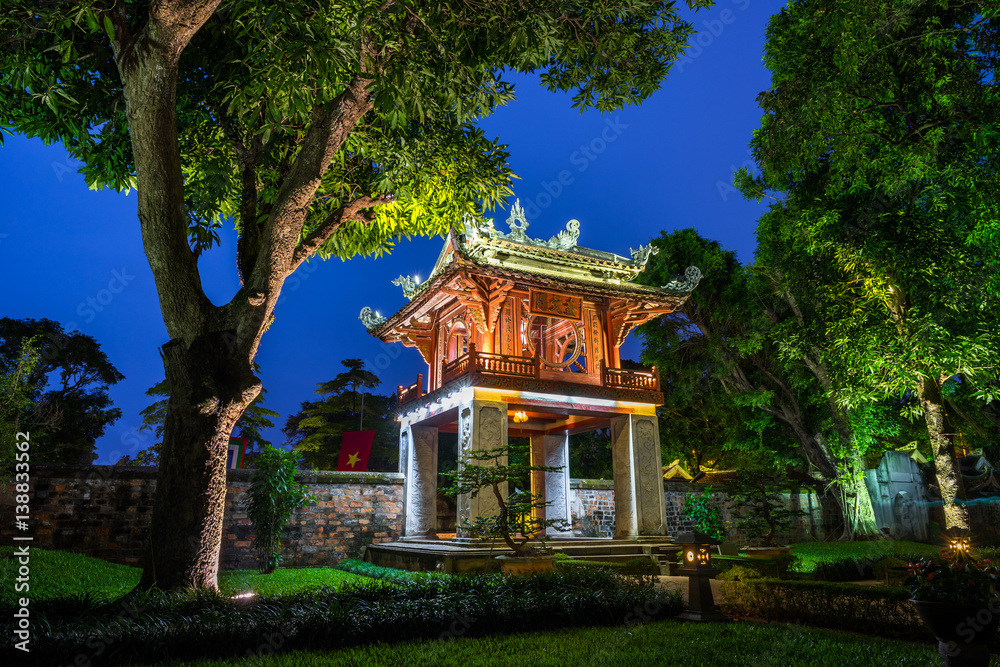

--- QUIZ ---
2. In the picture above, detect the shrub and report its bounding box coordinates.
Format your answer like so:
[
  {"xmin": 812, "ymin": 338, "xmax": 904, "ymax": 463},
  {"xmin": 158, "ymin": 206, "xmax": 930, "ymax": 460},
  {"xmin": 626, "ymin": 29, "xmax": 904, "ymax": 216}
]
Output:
[
  {"xmin": 811, "ymin": 556, "xmax": 877, "ymax": 582},
  {"xmin": 720, "ymin": 577, "xmax": 921, "ymax": 639},
  {"xmin": 6, "ymin": 569, "xmax": 683, "ymax": 666},
  {"xmin": 711, "ymin": 553, "xmax": 798, "ymax": 579},
  {"xmin": 716, "ymin": 565, "xmax": 762, "ymax": 582},
  {"xmin": 246, "ymin": 445, "xmax": 316, "ymax": 573},
  {"xmin": 553, "ymin": 556, "xmax": 661, "ymax": 577},
  {"xmin": 681, "ymin": 486, "xmax": 725, "ymax": 541},
  {"xmin": 335, "ymin": 559, "xmax": 448, "ymax": 583}
]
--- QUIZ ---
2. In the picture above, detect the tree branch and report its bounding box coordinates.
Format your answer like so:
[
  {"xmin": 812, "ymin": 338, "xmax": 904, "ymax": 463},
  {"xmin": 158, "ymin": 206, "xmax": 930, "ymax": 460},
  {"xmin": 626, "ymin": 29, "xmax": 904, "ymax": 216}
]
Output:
[{"xmin": 290, "ymin": 195, "xmax": 392, "ymax": 270}]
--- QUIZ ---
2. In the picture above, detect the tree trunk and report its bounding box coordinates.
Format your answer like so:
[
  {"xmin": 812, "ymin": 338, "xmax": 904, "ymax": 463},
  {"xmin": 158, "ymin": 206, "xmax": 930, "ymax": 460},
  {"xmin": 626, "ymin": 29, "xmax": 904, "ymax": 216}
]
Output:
[
  {"xmin": 138, "ymin": 331, "xmax": 261, "ymax": 590},
  {"xmin": 919, "ymin": 376, "xmax": 970, "ymax": 530},
  {"xmin": 838, "ymin": 449, "xmax": 881, "ymax": 540}
]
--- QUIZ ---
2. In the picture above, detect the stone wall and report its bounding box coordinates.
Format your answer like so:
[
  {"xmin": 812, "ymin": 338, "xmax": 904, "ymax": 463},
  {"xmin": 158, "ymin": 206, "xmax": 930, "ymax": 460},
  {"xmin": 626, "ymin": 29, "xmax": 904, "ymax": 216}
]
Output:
[
  {"xmin": 570, "ymin": 478, "xmax": 837, "ymax": 543},
  {"xmin": 0, "ymin": 464, "xmax": 404, "ymax": 570}
]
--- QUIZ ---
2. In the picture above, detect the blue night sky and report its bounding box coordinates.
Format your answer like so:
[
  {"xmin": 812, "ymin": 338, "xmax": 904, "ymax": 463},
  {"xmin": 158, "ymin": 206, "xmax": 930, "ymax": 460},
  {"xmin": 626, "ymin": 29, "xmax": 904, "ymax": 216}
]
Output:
[{"xmin": 1, "ymin": 0, "xmax": 786, "ymax": 463}]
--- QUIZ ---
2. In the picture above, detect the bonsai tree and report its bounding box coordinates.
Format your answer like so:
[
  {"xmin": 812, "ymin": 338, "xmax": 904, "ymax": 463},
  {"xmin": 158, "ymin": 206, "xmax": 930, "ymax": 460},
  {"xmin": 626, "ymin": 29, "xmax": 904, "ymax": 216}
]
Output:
[
  {"xmin": 728, "ymin": 468, "xmax": 805, "ymax": 547},
  {"xmin": 245, "ymin": 445, "xmax": 316, "ymax": 573},
  {"xmin": 444, "ymin": 442, "xmax": 569, "ymax": 557}
]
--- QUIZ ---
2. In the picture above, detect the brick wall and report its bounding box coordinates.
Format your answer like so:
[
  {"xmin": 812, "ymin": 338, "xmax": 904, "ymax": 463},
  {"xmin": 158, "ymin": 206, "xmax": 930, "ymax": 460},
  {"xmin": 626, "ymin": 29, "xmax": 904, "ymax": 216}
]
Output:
[
  {"xmin": 0, "ymin": 464, "xmax": 404, "ymax": 570},
  {"xmin": 569, "ymin": 479, "xmax": 837, "ymax": 543}
]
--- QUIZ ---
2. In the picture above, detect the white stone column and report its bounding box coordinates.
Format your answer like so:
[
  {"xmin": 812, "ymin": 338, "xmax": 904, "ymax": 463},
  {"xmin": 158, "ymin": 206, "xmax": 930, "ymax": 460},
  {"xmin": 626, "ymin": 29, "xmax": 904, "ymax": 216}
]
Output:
[
  {"xmin": 402, "ymin": 424, "xmax": 438, "ymax": 539},
  {"xmin": 456, "ymin": 398, "xmax": 508, "ymax": 538},
  {"xmin": 530, "ymin": 433, "xmax": 572, "ymax": 535},
  {"xmin": 611, "ymin": 414, "xmax": 667, "ymax": 537}
]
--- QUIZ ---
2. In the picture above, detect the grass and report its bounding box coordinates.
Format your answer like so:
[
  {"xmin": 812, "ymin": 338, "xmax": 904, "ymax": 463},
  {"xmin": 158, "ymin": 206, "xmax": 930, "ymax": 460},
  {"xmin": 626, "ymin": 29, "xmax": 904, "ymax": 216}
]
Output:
[
  {"xmin": 0, "ymin": 547, "xmax": 371, "ymax": 604},
  {"xmin": 788, "ymin": 541, "xmax": 942, "ymax": 573},
  {"xmin": 134, "ymin": 618, "xmax": 991, "ymax": 667}
]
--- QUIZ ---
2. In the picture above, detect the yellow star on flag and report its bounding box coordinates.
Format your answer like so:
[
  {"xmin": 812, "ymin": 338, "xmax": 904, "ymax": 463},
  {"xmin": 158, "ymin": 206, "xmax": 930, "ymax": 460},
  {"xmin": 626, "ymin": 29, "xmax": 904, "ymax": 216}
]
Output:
[{"xmin": 346, "ymin": 451, "xmax": 361, "ymax": 468}]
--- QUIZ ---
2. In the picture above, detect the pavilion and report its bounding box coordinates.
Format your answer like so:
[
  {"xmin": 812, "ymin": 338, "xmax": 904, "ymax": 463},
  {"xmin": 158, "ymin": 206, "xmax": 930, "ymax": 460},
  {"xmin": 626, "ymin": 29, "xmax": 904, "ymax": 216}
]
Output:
[{"xmin": 359, "ymin": 202, "xmax": 701, "ymax": 571}]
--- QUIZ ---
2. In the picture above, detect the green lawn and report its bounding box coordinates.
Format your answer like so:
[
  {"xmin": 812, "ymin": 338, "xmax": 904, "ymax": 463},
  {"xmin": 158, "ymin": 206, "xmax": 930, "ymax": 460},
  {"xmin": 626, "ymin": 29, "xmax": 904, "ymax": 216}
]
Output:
[
  {"xmin": 788, "ymin": 540, "xmax": 943, "ymax": 572},
  {"xmin": 136, "ymin": 618, "xmax": 987, "ymax": 667},
  {"xmin": 0, "ymin": 547, "xmax": 370, "ymax": 604}
]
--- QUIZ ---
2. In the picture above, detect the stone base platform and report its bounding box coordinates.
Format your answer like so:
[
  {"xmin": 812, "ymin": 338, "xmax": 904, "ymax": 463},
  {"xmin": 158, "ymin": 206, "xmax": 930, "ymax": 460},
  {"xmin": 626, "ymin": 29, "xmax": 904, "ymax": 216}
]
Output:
[{"xmin": 364, "ymin": 536, "xmax": 679, "ymax": 574}]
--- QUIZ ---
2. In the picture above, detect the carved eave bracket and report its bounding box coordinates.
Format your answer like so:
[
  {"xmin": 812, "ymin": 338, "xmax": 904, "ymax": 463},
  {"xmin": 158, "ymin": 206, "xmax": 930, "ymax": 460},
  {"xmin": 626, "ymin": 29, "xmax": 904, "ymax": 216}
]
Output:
[{"xmin": 610, "ymin": 300, "xmax": 675, "ymax": 347}]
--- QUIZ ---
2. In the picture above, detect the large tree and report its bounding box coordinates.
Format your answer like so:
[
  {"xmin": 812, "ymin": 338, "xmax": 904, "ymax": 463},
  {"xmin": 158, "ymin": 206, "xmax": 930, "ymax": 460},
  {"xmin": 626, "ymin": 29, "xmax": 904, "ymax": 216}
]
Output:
[
  {"xmin": 0, "ymin": 0, "xmax": 712, "ymax": 590},
  {"xmin": 636, "ymin": 230, "xmax": 889, "ymax": 538},
  {"xmin": 0, "ymin": 318, "xmax": 124, "ymax": 464},
  {"xmin": 117, "ymin": 374, "xmax": 280, "ymax": 466},
  {"xmin": 737, "ymin": 0, "xmax": 1000, "ymax": 529}
]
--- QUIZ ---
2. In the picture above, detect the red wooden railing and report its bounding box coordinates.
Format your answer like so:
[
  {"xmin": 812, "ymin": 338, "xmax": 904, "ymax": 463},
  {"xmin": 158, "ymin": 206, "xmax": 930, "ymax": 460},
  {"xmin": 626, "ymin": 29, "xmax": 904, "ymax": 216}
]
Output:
[
  {"xmin": 602, "ymin": 361, "xmax": 660, "ymax": 391},
  {"xmin": 397, "ymin": 373, "xmax": 423, "ymax": 406},
  {"xmin": 400, "ymin": 352, "xmax": 660, "ymax": 406}
]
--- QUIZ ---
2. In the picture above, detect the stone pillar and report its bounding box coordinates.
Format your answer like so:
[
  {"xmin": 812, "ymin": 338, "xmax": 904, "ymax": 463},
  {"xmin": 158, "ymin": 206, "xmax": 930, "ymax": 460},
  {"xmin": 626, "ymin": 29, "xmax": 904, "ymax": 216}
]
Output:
[
  {"xmin": 530, "ymin": 433, "xmax": 572, "ymax": 535},
  {"xmin": 402, "ymin": 424, "xmax": 438, "ymax": 539},
  {"xmin": 610, "ymin": 414, "xmax": 667, "ymax": 537},
  {"xmin": 456, "ymin": 399, "xmax": 507, "ymax": 538}
]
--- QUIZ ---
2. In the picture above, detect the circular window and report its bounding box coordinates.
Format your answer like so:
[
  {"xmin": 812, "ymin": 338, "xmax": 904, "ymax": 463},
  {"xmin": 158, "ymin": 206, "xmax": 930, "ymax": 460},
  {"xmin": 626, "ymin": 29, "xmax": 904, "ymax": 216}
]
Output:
[{"xmin": 525, "ymin": 316, "xmax": 582, "ymax": 368}]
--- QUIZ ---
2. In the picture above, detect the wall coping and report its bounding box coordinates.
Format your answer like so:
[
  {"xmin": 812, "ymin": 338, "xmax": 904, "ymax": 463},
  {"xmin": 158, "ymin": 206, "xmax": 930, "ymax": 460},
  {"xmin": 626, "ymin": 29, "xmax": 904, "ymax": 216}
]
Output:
[{"xmin": 22, "ymin": 464, "xmax": 403, "ymax": 485}]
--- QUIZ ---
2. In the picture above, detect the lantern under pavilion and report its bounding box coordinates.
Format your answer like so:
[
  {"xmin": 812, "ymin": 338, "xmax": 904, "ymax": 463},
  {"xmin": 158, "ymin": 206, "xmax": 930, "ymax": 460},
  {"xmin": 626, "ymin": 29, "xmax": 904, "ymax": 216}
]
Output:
[{"xmin": 360, "ymin": 202, "xmax": 701, "ymax": 546}]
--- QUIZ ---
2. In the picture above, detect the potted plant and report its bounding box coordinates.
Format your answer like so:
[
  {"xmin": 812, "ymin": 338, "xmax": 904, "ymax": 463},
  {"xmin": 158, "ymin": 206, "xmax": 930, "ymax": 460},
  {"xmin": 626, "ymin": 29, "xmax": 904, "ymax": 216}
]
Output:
[
  {"xmin": 907, "ymin": 533, "xmax": 999, "ymax": 667},
  {"xmin": 728, "ymin": 468, "xmax": 804, "ymax": 558},
  {"xmin": 444, "ymin": 442, "xmax": 569, "ymax": 575}
]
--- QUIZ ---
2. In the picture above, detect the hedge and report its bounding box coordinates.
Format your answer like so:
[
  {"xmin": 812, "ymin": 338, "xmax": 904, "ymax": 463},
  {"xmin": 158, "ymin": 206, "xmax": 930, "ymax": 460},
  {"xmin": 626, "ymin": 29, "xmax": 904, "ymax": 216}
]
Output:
[{"xmin": 719, "ymin": 577, "xmax": 923, "ymax": 640}]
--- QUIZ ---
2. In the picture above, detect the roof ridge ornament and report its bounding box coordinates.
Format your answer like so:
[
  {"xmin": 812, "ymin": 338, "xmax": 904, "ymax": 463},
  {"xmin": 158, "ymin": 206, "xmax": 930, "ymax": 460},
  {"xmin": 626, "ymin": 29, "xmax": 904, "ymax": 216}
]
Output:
[
  {"xmin": 629, "ymin": 243, "xmax": 658, "ymax": 269},
  {"xmin": 662, "ymin": 266, "xmax": 703, "ymax": 293},
  {"xmin": 359, "ymin": 306, "xmax": 387, "ymax": 331},
  {"xmin": 542, "ymin": 218, "xmax": 580, "ymax": 250},
  {"xmin": 505, "ymin": 199, "xmax": 529, "ymax": 241},
  {"xmin": 392, "ymin": 275, "xmax": 421, "ymax": 300}
]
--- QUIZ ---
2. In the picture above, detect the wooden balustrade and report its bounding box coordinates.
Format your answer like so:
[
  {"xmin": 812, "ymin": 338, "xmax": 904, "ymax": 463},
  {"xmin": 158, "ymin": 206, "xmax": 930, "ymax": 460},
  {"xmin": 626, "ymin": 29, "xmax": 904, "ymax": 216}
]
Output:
[
  {"xmin": 602, "ymin": 361, "xmax": 660, "ymax": 391},
  {"xmin": 396, "ymin": 373, "xmax": 423, "ymax": 406},
  {"xmin": 404, "ymin": 354, "xmax": 661, "ymax": 407}
]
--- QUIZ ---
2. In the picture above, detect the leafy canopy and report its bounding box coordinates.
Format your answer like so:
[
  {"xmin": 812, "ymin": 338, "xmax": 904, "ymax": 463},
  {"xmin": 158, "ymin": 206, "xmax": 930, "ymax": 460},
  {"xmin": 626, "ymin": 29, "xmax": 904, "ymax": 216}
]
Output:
[{"xmin": 0, "ymin": 0, "xmax": 713, "ymax": 260}]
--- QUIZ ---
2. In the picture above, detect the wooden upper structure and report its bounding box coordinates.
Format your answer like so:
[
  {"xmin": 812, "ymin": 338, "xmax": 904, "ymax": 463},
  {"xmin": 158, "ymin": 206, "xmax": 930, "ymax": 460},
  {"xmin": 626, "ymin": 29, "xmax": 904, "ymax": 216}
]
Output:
[{"xmin": 360, "ymin": 201, "xmax": 702, "ymax": 409}]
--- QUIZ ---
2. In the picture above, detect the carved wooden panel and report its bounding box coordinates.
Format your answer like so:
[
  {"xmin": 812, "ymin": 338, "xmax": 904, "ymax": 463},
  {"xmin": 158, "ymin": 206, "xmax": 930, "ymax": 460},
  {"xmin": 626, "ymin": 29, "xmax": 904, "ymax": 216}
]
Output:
[
  {"xmin": 529, "ymin": 289, "xmax": 582, "ymax": 320},
  {"xmin": 500, "ymin": 297, "xmax": 516, "ymax": 356}
]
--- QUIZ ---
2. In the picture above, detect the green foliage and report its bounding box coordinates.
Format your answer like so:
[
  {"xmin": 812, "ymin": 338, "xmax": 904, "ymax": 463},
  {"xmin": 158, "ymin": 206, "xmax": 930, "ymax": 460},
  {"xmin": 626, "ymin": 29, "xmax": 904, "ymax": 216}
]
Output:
[
  {"xmin": 789, "ymin": 540, "xmax": 943, "ymax": 573},
  {"xmin": 635, "ymin": 229, "xmax": 833, "ymax": 478},
  {"xmin": 0, "ymin": 0, "xmax": 712, "ymax": 260},
  {"xmin": 0, "ymin": 547, "xmax": 367, "ymax": 606},
  {"xmin": 728, "ymin": 469, "xmax": 805, "ymax": 547},
  {"xmin": 553, "ymin": 555, "xmax": 661, "ymax": 578},
  {"xmin": 11, "ymin": 568, "xmax": 679, "ymax": 665},
  {"xmin": 118, "ymin": 373, "xmax": 280, "ymax": 466},
  {"xmin": 0, "ymin": 318, "xmax": 124, "ymax": 465},
  {"xmin": 284, "ymin": 359, "xmax": 398, "ymax": 471},
  {"xmin": 567, "ymin": 428, "xmax": 614, "ymax": 480},
  {"xmin": 907, "ymin": 552, "xmax": 1000, "ymax": 604},
  {"xmin": 92, "ymin": 621, "xmax": 958, "ymax": 667},
  {"xmin": 681, "ymin": 486, "xmax": 725, "ymax": 541},
  {"xmin": 444, "ymin": 441, "xmax": 569, "ymax": 556},
  {"xmin": 720, "ymin": 577, "xmax": 921, "ymax": 640},
  {"xmin": 711, "ymin": 554, "xmax": 799, "ymax": 580},
  {"xmin": 245, "ymin": 446, "xmax": 316, "ymax": 574},
  {"xmin": 334, "ymin": 559, "xmax": 449, "ymax": 583},
  {"xmin": 715, "ymin": 564, "xmax": 763, "ymax": 582},
  {"xmin": 0, "ymin": 337, "xmax": 44, "ymax": 476},
  {"xmin": 739, "ymin": 0, "xmax": 1000, "ymax": 414}
]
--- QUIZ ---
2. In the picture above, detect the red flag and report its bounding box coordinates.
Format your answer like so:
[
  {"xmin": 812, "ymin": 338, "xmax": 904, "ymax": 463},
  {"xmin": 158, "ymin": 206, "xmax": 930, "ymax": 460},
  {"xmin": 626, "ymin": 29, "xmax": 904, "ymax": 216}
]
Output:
[{"xmin": 337, "ymin": 430, "xmax": 375, "ymax": 471}]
